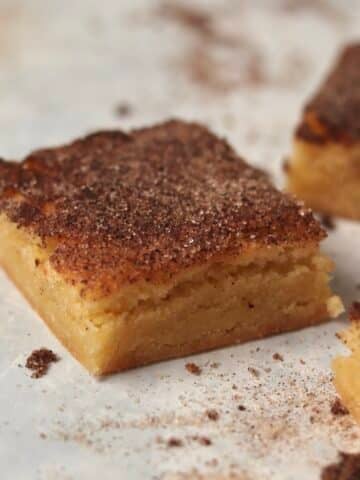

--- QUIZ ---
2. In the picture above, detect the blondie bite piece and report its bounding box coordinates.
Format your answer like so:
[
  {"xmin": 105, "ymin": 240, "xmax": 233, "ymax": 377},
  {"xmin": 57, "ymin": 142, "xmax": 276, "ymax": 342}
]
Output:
[
  {"xmin": 287, "ymin": 44, "xmax": 360, "ymax": 219},
  {"xmin": 0, "ymin": 120, "xmax": 342, "ymax": 375}
]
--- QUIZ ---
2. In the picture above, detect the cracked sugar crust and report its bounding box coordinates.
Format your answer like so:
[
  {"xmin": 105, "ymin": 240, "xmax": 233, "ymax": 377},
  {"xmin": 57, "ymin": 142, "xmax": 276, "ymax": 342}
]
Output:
[
  {"xmin": 0, "ymin": 120, "xmax": 325, "ymax": 294},
  {"xmin": 296, "ymin": 43, "xmax": 360, "ymax": 144}
]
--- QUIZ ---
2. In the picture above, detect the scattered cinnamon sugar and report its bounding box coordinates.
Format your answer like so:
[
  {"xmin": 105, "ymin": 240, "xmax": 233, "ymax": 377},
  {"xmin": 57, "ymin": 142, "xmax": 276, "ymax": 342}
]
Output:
[
  {"xmin": 206, "ymin": 409, "xmax": 219, "ymax": 421},
  {"xmin": 331, "ymin": 398, "xmax": 349, "ymax": 417},
  {"xmin": 157, "ymin": 2, "xmax": 267, "ymax": 93},
  {"xmin": 25, "ymin": 348, "xmax": 59, "ymax": 379},
  {"xmin": 321, "ymin": 452, "xmax": 360, "ymax": 480},
  {"xmin": 272, "ymin": 353, "xmax": 284, "ymax": 362},
  {"xmin": 34, "ymin": 258, "xmax": 40, "ymax": 267},
  {"xmin": 238, "ymin": 405, "xmax": 246, "ymax": 412},
  {"xmin": 167, "ymin": 437, "xmax": 183, "ymax": 448},
  {"xmin": 349, "ymin": 302, "xmax": 360, "ymax": 322},
  {"xmin": 185, "ymin": 362, "xmax": 202, "ymax": 376},
  {"xmin": 320, "ymin": 214, "xmax": 336, "ymax": 231}
]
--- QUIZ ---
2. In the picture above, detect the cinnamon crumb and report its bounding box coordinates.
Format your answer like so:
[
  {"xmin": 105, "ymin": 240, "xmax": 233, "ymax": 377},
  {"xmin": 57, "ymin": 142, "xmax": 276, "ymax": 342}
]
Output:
[
  {"xmin": 34, "ymin": 258, "xmax": 40, "ymax": 267},
  {"xmin": 248, "ymin": 367, "xmax": 260, "ymax": 378},
  {"xmin": 185, "ymin": 362, "xmax": 202, "ymax": 375},
  {"xmin": 167, "ymin": 437, "xmax": 183, "ymax": 448},
  {"xmin": 238, "ymin": 405, "xmax": 246, "ymax": 411},
  {"xmin": 192, "ymin": 435, "xmax": 212, "ymax": 446},
  {"xmin": 25, "ymin": 348, "xmax": 59, "ymax": 379},
  {"xmin": 114, "ymin": 102, "xmax": 133, "ymax": 118},
  {"xmin": 272, "ymin": 352, "xmax": 284, "ymax": 361},
  {"xmin": 210, "ymin": 362, "xmax": 220, "ymax": 369},
  {"xmin": 349, "ymin": 301, "xmax": 360, "ymax": 322},
  {"xmin": 206, "ymin": 409, "xmax": 219, "ymax": 421},
  {"xmin": 331, "ymin": 398, "xmax": 349, "ymax": 416}
]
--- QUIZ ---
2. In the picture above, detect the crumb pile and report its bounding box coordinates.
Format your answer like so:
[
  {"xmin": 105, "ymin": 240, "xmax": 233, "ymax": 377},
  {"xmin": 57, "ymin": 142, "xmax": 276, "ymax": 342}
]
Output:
[{"xmin": 25, "ymin": 348, "xmax": 59, "ymax": 379}]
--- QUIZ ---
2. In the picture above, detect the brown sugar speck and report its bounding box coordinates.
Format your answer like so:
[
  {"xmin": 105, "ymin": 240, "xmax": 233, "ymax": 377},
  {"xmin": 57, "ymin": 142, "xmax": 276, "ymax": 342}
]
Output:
[
  {"xmin": 25, "ymin": 348, "xmax": 59, "ymax": 379},
  {"xmin": 272, "ymin": 353, "xmax": 284, "ymax": 361},
  {"xmin": 331, "ymin": 398, "xmax": 349, "ymax": 416},
  {"xmin": 206, "ymin": 409, "xmax": 219, "ymax": 421},
  {"xmin": 167, "ymin": 437, "xmax": 183, "ymax": 448},
  {"xmin": 321, "ymin": 452, "xmax": 360, "ymax": 480},
  {"xmin": 349, "ymin": 301, "xmax": 360, "ymax": 322},
  {"xmin": 185, "ymin": 362, "xmax": 202, "ymax": 376},
  {"xmin": 34, "ymin": 258, "xmax": 40, "ymax": 267}
]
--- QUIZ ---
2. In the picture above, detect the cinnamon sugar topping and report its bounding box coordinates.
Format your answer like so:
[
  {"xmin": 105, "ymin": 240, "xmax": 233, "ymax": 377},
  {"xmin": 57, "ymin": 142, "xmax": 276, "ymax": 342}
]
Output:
[
  {"xmin": 296, "ymin": 43, "xmax": 360, "ymax": 144},
  {"xmin": 0, "ymin": 120, "xmax": 324, "ymax": 295}
]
